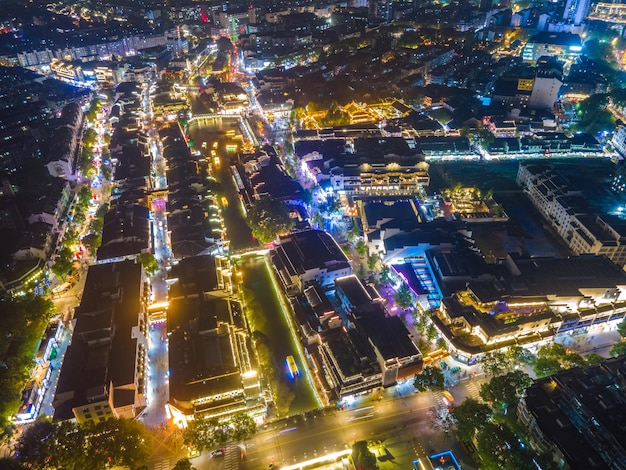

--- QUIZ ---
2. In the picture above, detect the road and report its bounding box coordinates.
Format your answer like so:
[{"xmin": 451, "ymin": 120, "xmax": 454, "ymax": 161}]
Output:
[{"xmin": 237, "ymin": 382, "xmax": 479, "ymax": 470}]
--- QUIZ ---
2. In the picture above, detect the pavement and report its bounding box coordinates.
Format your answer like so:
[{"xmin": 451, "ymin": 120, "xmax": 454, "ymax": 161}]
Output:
[{"xmin": 553, "ymin": 326, "xmax": 621, "ymax": 358}]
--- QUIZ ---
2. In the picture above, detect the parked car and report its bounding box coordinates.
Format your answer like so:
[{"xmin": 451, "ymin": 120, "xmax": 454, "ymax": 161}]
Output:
[{"xmin": 209, "ymin": 448, "xmax": 225, "ymax": 458}]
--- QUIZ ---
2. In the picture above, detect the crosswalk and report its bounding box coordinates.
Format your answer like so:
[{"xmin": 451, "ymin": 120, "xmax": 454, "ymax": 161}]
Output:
[
  {"xmin": 152, "ymin": 458, "xmax": 170, "ymax": 470},
  {"xmin": 434, "ymin": 392, "xmax": 446, "ymax": 408},
  {"xmin": 465, "ymin": 381, "xmax": 481, "ymax": 400}
]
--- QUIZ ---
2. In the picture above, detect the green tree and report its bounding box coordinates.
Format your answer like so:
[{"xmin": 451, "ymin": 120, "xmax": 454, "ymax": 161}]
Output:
[
  {"xmin": 450, "ymin": 398, "xmax": 491, "ymax": 442},
  {"xmin": 367, "ymin": 253, "xmax": 378, "ymax": 271},
  {"xmin": 73, "ymin": 210, "xmax": 86, "ymax": 226},
  {"xmin": 79, "ymin": 146, "xmax": 94, "ymax": 174},
  {"xmin": 460, "ymin": 125, "xmax": 495, "ymax": 148},
  {"xmin": 100, "ymin": 162, "xmax": 111, "ymax": 180},
  {"xmin": 355, "ymin": 239, "xmax": 367, "ymax": 257},
  {"xmin": 77, "ymin": 186, "xmax": 93, "ymax": 209},
  {"xmin": 172, "ymin": 458, "xmax": 196, "ymax": 470},
  {"xmin": 63, "ymin": 229, "xmax": 79, "ymax": 247},
  {"xmin": 351, "ymin": 440, "xmax": 377, "ymax": 470},
  {"xmin": 82, "ymin": 128, "xmax": 98, "ymax": 147},
  {"xmin": 532, "ymin": 343, "xmax": 586, "ymax": 377},
  {"xmin": 229, "ymin": 413, "xmax": 257, "ymax": 442},
  {"xmin": 216, "ymin": 37, "xmax": 233, "ymax": 53},
  {"xmin": 379, "ymin": 264, "xmax": 391, "ymax": 284},
  {"xmin": 533, "ymin": 355, "xmax": 563, "ymax": 378},
  {"xmin": 429, "ymin": 107, "xmax": 452, "ymax": 125},
  {"xmin": 394, "ymin": 282, "xmax": 413, "ymax": 310},
  {"xmin": 479, "ymin": 370, "xmax": 532, "ymax": 409},
  {"xmin": 85, "ymin": 98, "xmax": 102, "ymax": 122},
  {"xmin": 51, "ymin": 421, "xmax": 90, "ymax": 470},
  {"xmin": 86, "ymin": 418, "xmax": 153, "ymax": 469},
  {"xmin": 617, "ymin": 318, "xmax": 626, "ymax": 338},
  {"xmin": 0, "ymin": 297, "xmax": 55, "ymax": 437},
  {"xmin": 506, "ymin": 345, "xmax": 534, "ymax": 366},
  {"xmin": 182, "ymin": 417, "xmax": 218, "ymax": 453},
  {"xmin": 138, "ymin": 252, "xmax": 159, "ymax": 278},
  {"xmin": 481, "ymin": 350, "xmax": 515, "ymax": 377},
  {"xmin": 15, "ymin": 420, "xmax": 98, "ymax": 469},
  {"xmin": 426, "ymin": 323, "xmax": 437, "ymax": 341},
  {"xmin": 584, "ymin": 353, "xmax": 606, "ymax": 366},
  {"xmin": 476, "ymin": 422, "xmax": 537, "ymax": 470},
  {"xmin": 51, "ymin": 246, "xmax": 75, "ymax": 279},
  {"xmin": 15, "ymin": 419, "xmax": 57, "ymax": 469},
  {"xmin": 82, "ymin": 233, "xmax": 102, "ymax": 256},
  {"xmin": 610, "ymin": 341, "xmax": 626, "ymax": 357},
  {"xmin": 413, "ymin": 365, "xmax": 445, "ymax": 392},
  {"xmin": 246, "ymin": 198, "xmax": 294, "ymax": 244}
]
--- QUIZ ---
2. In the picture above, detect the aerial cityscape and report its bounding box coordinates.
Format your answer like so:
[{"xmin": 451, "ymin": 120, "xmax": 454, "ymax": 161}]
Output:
[{"xmin": 1, "ymin": 0, "xmax": 626, "ymax": 468}]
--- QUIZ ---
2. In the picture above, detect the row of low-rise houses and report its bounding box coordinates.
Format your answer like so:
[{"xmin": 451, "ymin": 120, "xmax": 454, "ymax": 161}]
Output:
[
  {"xmin": 295, "ymin": 135, "xmax": 431, "ymax": 196},
  {"xmin": 159, "ymin": 123, "xmax": 225, "ymax": 259},
  {"xmin": 361, "ymin": 204, "xmax": 626, "ymax": 364},
  {"xmin": 14, "ymin": 34, "xmax": 167, "ymax": 68},
  {"xmin": 52, "ymin": 259, "xmax": 149, "ymax": 423},
  {"xmin": 0, "ymin": 100, "xmax": 88, "ymax": 296},
  {"xmin": 517, "ymin": 163, "xmax": 626, "ymax": 268},
  {"xmin": 519, "ymin": 355, "xmax": 626, "ymax": 470},
  {"xmin": 271, "ymin": 229, "xmax": 422, "ymax": 400},
  {"xmin": 166, "ymin": 255, "xmax": 265, "ymax": 425},
  {"xmin": 47, "ymin": 81, "xmax": 154, "ymax": 424}
]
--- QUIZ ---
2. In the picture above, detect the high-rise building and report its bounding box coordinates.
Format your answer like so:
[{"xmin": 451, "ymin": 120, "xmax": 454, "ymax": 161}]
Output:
[{"xmin": 562, "ymin": 0, "xmax": 591, "ymax": 25}]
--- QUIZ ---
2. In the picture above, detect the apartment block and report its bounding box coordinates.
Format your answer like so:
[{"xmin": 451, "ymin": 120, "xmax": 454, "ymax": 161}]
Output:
[{"xmin": 517, "ymin": 163, "xmax": 626, "ymax": 268}]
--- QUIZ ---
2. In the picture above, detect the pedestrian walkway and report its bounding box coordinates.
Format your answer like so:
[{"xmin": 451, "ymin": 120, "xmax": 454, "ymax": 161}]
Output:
[
  {"xmin": 39, "ymin": 324, "xmax": 73, "ymax": 419},
  {"xmin": 464, "ymin": 382, "xmax": 481, "ymax": 401},
  {"xmin": 433, "ymin": 392, "xmax": 446, "ymax": 408},
  {"xmin": 152, "ymin": 458, "xmax": 170, "ymax": 470}
]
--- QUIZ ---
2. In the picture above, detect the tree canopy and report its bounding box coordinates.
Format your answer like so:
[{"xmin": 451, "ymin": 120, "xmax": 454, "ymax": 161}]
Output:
[
  {"xmin": 610, "ymin": 341, "xmax": 626, "ymax": 357},
  {"xmin": 479, "ymin": 370, "xmax": 532, "ymax": 409},
  {"xmin": 246, "ymin": 198, "xmax": 294, "ymax": 244},
  {"xmin": 182, "ymin": 413, "xmax": 257, "ymax": 453},
  {"xmin": 413, "ymin": 365, "xmax": 445, "ymax": 392},
  {"xmin": 15, "ymin": 418, "xmax": 153, "ymax": 470},
  {"xmin": 137, "ymin": 252, "xmax": 159, "ymax": 278},
  {"xmin": 532, "ymin": 343, "xmax": 591, "ymax": 378},
  {"xmin": 0, "ymin": 295, "xmax": 55, "ymax": 438},
  {"xmin": 450, "ymin": 398, "xmax": 490, "ymax": 442},
  {"xmin": 172, "ymin": 458, "xmax": 196, "ymax": 470},
  {"xmin": 481, "ymin": 346, "xmax": 533, "ymax": 377},
  {"xmin": 394, "ymin": 282, "xmax": 413, "ymax": 310},
  {"xmin": 351, "ymin": 440, "xmax": 377, "ymax": 470}
]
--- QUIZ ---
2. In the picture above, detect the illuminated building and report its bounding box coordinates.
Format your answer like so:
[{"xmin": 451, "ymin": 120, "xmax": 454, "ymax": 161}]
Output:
[
  {"xmin": 49, "ymin": 59, "xmax": 85, "ymax": 84},
  {"xmin": 522, "ymin": 32, "xmax": 582, "ymax": 65},
  {"xmin": 519, "ymin": 356, "xmax": 626, "ymax": 469},
  {"xmin": 271, "ymin": 230, "xmax": 352, "ymax": 294},
  {"xmin": 52, "ymin": 261, "xmax": 149, "ymax": 424},
  {"xmin": 518, "ymin": 163, "xmax": 626, "ymax": 267},
  {"xmin": 166, "ymin": 256, "xmax": 264, "ymax": 424}
]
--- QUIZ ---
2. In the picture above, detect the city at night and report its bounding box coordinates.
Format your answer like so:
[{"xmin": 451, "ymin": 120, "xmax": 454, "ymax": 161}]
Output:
[{"xmin": 1, "ymin": 0, "xmax": 626, "ymax": 468}]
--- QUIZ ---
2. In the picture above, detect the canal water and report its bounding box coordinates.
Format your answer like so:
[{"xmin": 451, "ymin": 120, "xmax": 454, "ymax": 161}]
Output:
[
  {"xmin": 237, "ymin": 254, "xmax": 319, "ymax": 415},
  {"xmin": 186, "ymin": 118, "xmax": 256, "ymax": 251},
  {"xmin": 187, "ymin": 112, "xmax": 318, "ymax": 413}
]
